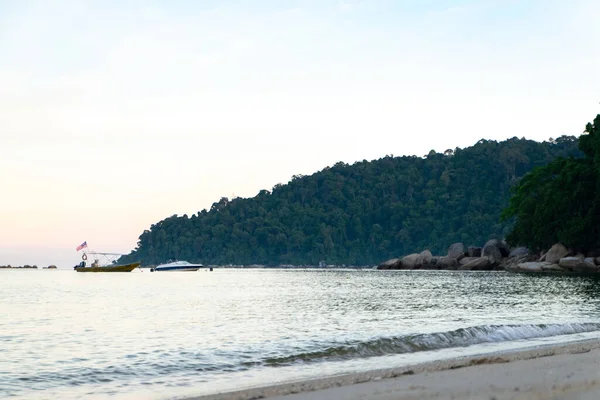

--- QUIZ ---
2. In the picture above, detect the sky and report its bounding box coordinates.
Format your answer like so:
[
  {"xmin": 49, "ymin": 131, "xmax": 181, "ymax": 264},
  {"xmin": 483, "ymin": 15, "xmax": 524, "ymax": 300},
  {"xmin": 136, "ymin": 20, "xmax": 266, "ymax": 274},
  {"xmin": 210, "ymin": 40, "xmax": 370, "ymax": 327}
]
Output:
[{"xmin": 1, "ymin": 0, "xmax": 599, "ymax": 267}]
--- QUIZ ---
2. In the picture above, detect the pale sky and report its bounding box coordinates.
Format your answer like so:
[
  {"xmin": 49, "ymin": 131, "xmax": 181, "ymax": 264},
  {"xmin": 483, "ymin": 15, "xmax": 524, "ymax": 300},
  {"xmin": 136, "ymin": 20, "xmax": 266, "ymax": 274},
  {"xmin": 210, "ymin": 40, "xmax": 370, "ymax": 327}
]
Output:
[{"xmin": 1, "ymin": 0, "xmax": 599, "ymax": 267}]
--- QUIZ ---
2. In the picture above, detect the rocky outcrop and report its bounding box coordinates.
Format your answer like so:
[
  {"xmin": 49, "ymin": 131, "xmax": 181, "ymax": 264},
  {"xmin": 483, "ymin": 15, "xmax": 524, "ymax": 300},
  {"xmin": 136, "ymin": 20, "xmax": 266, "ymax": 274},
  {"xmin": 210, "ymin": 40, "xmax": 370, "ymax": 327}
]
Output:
[
  {"xmin": 459, "ymin": 257, "xmax": 492, "ymax": 270},
  {"xmin": 417, "ymin": 250, "xmax": 433, "ymax": 267},
  {"xmin": 447, "ymin": 243, "xmax": 465, "ymax": 260},
  {"xmin": 436, "ymin": 256, "xmax": 458, "ymax": 269},
  {"xmin": 508, "ymin": 247, "xmax": 530, "ymax": 258},
  {"xmin": 467, "ymin": 247, "xmax": 482, "ymax": 257},
  {"xmin": 376, "ymin": 240, "xmax": 600, "ymax": 274},
  {"xmin": 377, "ymin": 258, "xmax": 402, "ymax": 270},
  {"xmin": 545, "ymin": 243, "xmax": 570, "ymax": 263},
  {"xmin": 401, "ymin": 253, "xmax": 420, "ymax": 269},
  {"xmin": 485, "ymin": 239, "xmax": 510, "ymax": 257}
]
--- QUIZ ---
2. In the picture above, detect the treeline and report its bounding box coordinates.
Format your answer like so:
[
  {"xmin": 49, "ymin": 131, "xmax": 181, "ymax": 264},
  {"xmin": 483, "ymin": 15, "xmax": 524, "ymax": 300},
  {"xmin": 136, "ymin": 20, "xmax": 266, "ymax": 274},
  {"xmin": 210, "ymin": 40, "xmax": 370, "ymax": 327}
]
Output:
[
  {"xmin": 504, "ymin": 114, "xmax": 600, "ymax": 252},
  {"xmin": 119, "ymin": 136, "xmax": 581, "ymax": 266}
]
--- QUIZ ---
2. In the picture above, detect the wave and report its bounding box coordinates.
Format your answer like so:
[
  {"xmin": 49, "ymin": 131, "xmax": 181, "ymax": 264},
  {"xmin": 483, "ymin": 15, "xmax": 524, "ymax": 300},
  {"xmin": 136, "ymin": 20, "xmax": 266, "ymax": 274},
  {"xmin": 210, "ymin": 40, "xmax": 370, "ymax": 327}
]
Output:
[{"xmin": 262, "ymin": 322, "xmax": 600, "ymax": 366}]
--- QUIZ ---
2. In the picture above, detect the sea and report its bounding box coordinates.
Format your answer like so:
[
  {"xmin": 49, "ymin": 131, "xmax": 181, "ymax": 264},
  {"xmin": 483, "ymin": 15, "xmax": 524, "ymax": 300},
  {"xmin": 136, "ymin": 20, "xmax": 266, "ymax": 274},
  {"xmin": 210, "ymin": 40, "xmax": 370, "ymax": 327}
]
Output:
[{"xmin": 3, "ymin": 268, "xmax": 600, "ymax": 399}]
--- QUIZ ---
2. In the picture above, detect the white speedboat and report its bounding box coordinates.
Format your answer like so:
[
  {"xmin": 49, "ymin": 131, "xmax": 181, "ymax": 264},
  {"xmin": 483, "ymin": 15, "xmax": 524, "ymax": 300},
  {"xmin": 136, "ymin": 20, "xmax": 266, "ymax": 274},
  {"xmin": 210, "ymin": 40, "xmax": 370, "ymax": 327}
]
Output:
[{"xmin": 150, "ymin": 260, "xmax": 203, "ymax": 272}]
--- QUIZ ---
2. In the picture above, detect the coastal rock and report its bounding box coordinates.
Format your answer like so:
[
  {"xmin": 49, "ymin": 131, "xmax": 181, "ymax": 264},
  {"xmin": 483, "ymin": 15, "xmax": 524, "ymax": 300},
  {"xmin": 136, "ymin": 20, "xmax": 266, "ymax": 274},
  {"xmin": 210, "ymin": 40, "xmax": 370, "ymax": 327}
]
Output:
[
  {"xmin": 436, "ymin": 256, "xmax": 458, "ymax": 269},
  {"xmin": 540, "ymin": 263, "xmax": 565, "ymax": 272},
  {"xmin": 482, "ymin": 244, "xmax": 502, "ymax": 263},
  {"xmin": 501, "ymin": 254, "xmax": 538, "ymax": 272},
  {"xmin": 459, "ymin": 257, "xmax": 491, "ymax": 270},
  {"xmin": 417, "ymin": 250, "xmax": 433, "ymax": 267},
  {"xmin": 484, "ymin": 239, "xmax": 510, "ymax": 257},
  {"xmin": 377, "ymin": 258, "xmax": 402, "ymax": 270},
  {"xmin": 559, "ymin": 257, "xmax": 597, "ymax": 273},
  {"xmin": 509, "ymin": 247, "xmax": 530, "ymax": 258},
  {"xmin": 545, "ymin": 243, "xmax": 570, "ymax": 264},
  {"xmin": 401, "ymin": 253, "xmax": 420, "ymax": 269},
  {"xmin": 467, "ymin": 247, "xmax": 482, "ymax": 257},
  {"xmin": 516, "ymin": 262, "xmax": 548, "ymax": 272},
  {"xmin": 459, "ymin": 257, "xmax": 479, "ymax": 266},
  {"xmin": 585, "ymin": 258, "xmax": 597, "ymax": 266},
  {"xmin": 447, "ymin": 243, "xmax": 465, "ymax": 260},
  {"xmin": 558, "ymin": 257, "xmax": 585, "ymax": 269},
  {"xmin": 47, "ymin": 265, "xmax": 57, "ymax": 269}
]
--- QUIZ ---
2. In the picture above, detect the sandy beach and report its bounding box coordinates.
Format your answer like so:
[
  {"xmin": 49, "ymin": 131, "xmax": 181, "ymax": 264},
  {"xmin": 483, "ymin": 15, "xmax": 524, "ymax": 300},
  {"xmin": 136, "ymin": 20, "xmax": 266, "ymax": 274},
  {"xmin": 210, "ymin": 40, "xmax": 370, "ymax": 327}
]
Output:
[{"xmin": 188, "ymin": 339, "xmax": 600, "ymax": 400}]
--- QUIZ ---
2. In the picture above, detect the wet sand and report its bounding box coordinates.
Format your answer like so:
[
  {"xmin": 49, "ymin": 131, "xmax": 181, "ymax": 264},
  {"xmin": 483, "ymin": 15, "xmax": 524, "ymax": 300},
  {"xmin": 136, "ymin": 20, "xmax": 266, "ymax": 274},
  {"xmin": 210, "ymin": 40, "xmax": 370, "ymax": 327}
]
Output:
[{"xmin": 187, "ymin": 338, "xmax": 600, "ymax": 400}]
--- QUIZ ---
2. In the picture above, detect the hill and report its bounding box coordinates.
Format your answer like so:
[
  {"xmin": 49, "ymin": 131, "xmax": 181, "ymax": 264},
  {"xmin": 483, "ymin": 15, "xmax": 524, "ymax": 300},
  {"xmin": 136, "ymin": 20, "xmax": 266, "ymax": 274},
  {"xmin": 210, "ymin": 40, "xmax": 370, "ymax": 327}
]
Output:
[{"xmin": 119, "ymin": 136, "xmax": 581, "ymax": 266}]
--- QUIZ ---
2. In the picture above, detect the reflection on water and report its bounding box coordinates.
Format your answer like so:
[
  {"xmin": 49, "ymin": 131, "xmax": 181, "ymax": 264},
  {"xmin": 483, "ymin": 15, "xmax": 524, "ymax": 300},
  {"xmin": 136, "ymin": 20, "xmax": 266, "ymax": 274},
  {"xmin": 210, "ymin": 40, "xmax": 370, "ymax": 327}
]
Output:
[{"xmin": 2, "ymin": 269, "xmax": 600, "ymax": 399}]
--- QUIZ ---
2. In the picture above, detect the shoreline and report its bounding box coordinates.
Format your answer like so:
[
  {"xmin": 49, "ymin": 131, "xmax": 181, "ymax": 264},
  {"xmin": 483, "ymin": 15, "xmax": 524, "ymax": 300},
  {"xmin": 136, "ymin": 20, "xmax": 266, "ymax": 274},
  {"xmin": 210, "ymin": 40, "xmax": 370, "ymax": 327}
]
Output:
[{"xmin": 186, "ymin": 338, "xmax": 600, "ymax": 400}]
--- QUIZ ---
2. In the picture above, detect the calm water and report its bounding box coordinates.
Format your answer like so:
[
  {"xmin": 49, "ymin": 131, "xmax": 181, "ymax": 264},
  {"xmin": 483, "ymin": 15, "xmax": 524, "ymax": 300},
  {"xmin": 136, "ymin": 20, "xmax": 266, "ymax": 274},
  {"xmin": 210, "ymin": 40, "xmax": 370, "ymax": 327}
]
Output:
[{"xmin": 3, "ymin": 269, "xmax": 600, "ymax": 399}]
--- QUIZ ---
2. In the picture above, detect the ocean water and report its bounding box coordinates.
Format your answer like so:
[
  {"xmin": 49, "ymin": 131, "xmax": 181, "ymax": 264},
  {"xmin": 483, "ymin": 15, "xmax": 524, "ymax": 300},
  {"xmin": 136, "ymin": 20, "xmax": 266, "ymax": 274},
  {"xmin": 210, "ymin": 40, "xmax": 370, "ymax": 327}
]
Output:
[{"xmin": 3, "ymin": 269, "xmax": 600, "ymax": 399}]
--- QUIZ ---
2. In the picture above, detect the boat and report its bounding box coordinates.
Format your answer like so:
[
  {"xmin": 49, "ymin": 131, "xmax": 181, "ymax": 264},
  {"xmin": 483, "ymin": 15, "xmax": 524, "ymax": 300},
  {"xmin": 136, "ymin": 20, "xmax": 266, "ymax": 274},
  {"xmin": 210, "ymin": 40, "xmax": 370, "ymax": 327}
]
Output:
[
  {"xmin": 150, "ymin": 260, "xmax": 203, "ymax": 272},
  {"xmin": 73, "ymin": 250, "xmax": 141, "ymax": 273}
]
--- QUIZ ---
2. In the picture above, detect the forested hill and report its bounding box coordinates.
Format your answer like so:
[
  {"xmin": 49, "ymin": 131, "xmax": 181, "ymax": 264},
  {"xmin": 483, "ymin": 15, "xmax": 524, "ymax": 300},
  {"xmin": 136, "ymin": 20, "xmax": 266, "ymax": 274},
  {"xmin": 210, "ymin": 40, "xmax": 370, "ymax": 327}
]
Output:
[{"xmin": 120, "ymin": 136, "xmax": 581, "ymax": 266}]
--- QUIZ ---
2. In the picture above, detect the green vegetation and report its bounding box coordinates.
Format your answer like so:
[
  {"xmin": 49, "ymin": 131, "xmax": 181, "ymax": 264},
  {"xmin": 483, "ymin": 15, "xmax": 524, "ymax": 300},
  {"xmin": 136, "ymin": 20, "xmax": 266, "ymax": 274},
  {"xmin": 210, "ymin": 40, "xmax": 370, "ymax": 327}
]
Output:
[
  {"xmin": 503, "ymin": 114, "xmax": 600, "ymax": 252},
  {"xmin": 120, "ymin": 136, "xmax": 581, "ymax": 266}
]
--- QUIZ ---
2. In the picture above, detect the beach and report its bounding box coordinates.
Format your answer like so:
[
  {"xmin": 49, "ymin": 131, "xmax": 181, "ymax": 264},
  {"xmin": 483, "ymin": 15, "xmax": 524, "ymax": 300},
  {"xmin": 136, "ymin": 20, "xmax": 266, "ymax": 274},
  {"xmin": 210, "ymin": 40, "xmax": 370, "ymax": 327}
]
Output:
[{"xmin": 189, "ymin": 338, "xmax": 600, "ymax": 400}]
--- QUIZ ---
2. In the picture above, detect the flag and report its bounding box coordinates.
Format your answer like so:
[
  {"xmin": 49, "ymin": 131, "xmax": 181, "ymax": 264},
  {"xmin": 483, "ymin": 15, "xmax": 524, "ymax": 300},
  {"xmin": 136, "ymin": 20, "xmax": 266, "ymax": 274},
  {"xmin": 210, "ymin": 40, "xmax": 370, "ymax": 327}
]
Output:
[{"xmin": 76, "ymin": 241, "xmax": 88, "ymax": 251}]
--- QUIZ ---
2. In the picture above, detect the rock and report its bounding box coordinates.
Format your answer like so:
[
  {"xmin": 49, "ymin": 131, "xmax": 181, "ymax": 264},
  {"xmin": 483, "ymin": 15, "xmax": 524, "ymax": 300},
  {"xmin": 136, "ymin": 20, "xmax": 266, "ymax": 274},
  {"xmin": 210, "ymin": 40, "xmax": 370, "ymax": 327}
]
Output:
[
  {"xmin": 436, "ymin": 256, "xmax": 458, "ymax": 269},
  {"xmin": 47, "ymin": 265, "xmax": 57, "ymax": 269},
  {"xmin": 377, "ymin": 258, "xmax": 402, "ymax": 270},
  {"xmin": 484, "ymin": 239, "xmax": 510, "ymax": 257},
  {"xmin": 574, "ymin": 253, "xmax": 585, "ymax": 260},
  {"xmin": 501, "ymin": 254, "xmax": 538, "ymax": 272},
  {"xmin": 559, "ymin": 257, "xmax": 597, "ymax": 273},
  {"xmin": 482, "ymin": 243, "xmax": 502, "ymax": 263},
  {"xmin": 509, "ymin": 247, "xmax": 530, "ymax": 258},
  {"xmin": 459, "ymin": 257, "xmax": 480, "ymax": 266},
  {"xmin": 585, "ymin": 258, "xmax": 597, "ymax": 266},
  {"xmin": 540, "ymin": 263, "xmax": 565, "ymax": 272},
  {"xmin": 401, "ymin": 253, "xmax": 420, "ymax": 269},
  {"xmin": 545, "ymin": 243, "xmax": 570, "ymax": 264},
  {"xmin": 417, "ymin": 250, "xmax": 433, "ymax": 267},
  {"xmin": 572, "ymin": 262, "xmax": 598, "ymax": 273},
  {"xmin": 559, "ymin": 257, "xmax": 586, "ymax": 269},
  {"xmin": 516, "ymin": 262, "xmax": 546, "ymax": 272},
  {"xmin": 459, "ymin": 257, "xmax": 492, "ymax": 270},
  {"xmin": 447, "ymin": 243, "xmax": 465, "ymax": 260},
  {"xmin": 467, "ymin": 247, "xmax": 482, "ymax": 257}
]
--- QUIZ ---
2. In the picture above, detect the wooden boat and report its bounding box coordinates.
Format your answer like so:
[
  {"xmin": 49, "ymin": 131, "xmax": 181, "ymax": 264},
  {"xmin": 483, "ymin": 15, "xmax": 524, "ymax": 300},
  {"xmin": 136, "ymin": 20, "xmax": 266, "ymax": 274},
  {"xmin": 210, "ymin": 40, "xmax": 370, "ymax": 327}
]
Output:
[
  {"xmin": 74, "ymin": 250, "xmax": 140, "ymax": 272},
  {"xmin": 75, "ymin": 262, "xmax": 140, "ymax": 273}
]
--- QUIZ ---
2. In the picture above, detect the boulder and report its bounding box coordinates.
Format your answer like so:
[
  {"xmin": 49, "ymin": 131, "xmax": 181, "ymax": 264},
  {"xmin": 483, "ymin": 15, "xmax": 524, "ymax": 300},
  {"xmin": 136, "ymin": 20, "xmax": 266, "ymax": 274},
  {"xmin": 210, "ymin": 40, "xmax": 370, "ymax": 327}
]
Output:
[
  {"xmin": 447, "ymin": 243, "xmax": 465, "ymax": 260},
  {"xmin": 559, "ymin": 257, "xmax": 586, "ymax": 269},
  {"xmin": 459, "ymin": 257, "xmax": 492, "ymax": 270},
  {"xmin": 417, "ymin": 250, "xmax": 433, "ymax": 267},
  {"xmin": 377, "ymin": 258, "xmax": 402, "ymax": 270},
  {"xmin": 559, "ymin": 257, "xmax": 597, "ymax": 273},
  {"xmin": 509, "ymin": 247, "xmax": 530, "ymax": 258},
  {"xmin": 516, "ymin": 262, "xmax": 546, "ymax": 272},
  {"xmin": 545, "ymin": 243, "xmax": 570, "ymax": 264},
  {"xmin": 401, "ymin": 253, "xmax": 420, "ymax": 269},
  {"xmin": 436, "ymin": 256, "xmax": 458, "ymax": 269},
  {"xmin": 482, "ymin": 243, "xmax": 502, "ymax": 263},
  {"xmin": 585, "ymin": 257, "xmax": 597, "ymax": 266},
  {"xmin": 459, "ymin": 257, "xmax": 480, "ymax": 266},
  {"xmin": 484, "ymin": 239, "xmax": 510, "ymax": 257},
  {"xmin": 540, "ymin": 263, "xmax": 565, "ymax": 272},
  {"xmin": 467, "ymin": 246, "xmax": 482, "ymax": 257},
  {"xmin": 501, "ymin": 254, "xmax": 538, "ymax": 272}
]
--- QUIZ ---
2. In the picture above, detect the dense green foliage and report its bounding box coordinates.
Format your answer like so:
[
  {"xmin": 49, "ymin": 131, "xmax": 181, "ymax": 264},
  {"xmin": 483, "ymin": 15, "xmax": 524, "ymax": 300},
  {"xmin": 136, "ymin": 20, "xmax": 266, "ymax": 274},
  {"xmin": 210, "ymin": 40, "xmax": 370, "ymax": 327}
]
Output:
[
  {"xmin": 120, "ymin": 136, "xmax": 581, "ymax": 266},
  {"xmin": 503, "ymin": 115, "xmax": 600, "ymax": 252}
]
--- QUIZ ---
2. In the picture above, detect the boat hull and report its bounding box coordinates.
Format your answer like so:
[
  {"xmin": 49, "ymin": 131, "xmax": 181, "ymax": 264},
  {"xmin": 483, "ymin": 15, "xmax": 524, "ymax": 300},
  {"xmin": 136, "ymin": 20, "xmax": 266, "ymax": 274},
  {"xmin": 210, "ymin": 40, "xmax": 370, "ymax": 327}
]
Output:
[{"xmin": 75, "ymin": 262, "xmax": 140, "ymax": 272}]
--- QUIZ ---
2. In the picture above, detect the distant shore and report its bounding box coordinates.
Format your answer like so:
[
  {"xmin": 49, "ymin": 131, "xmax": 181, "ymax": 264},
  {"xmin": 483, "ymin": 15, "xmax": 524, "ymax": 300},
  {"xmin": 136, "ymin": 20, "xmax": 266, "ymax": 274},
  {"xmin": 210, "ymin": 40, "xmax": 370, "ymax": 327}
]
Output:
[{"xmin": 187, "ymin": 338, "xmax": 600, "ymax": 400}]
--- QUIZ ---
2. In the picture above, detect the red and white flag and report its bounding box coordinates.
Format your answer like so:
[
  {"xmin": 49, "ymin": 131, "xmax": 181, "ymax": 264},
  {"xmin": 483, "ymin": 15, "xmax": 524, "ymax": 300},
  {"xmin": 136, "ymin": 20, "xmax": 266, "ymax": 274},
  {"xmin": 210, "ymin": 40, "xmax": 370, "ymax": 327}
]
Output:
[{"xmin": 76, "ymin": 241, "xmax": 88, "ymax": 251}]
